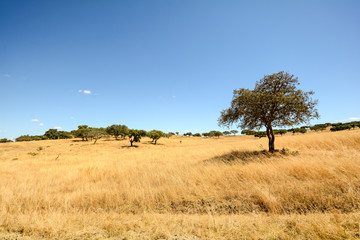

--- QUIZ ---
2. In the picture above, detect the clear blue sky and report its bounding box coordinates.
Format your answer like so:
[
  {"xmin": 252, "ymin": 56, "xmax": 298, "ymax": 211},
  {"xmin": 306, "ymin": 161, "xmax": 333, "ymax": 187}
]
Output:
[{"xmin": 1, "ymin": 0, "xmax": 359, "ymax": 139}]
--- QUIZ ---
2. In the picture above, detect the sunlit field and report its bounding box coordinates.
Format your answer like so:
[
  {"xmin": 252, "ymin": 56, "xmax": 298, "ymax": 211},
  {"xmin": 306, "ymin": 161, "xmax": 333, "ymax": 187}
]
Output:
[{"xmin": 1, "ymin": 129, "xmax": 360, "ymax": 239}]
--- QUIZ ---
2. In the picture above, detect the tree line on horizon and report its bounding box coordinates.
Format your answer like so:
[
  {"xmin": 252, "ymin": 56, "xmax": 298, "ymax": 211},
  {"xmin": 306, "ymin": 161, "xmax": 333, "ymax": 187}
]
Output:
[
  {"xmin": 6, "ymin": 125, "xmax": 238, "ymax": 146},
  {"xmin": 1, "ymin": 120, "xmax": 358, "ymax": 145}
]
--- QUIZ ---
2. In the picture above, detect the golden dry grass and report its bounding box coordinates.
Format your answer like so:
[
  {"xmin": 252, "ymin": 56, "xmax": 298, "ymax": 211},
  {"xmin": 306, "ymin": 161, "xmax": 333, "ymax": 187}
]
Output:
[{"xmin": 1, "ymin": 129, "xmax": 360, "ymax": 239}]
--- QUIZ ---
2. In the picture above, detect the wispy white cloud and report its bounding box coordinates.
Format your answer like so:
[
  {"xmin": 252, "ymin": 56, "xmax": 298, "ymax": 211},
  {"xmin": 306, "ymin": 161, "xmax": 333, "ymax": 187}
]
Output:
[
  {"xmin": 3, "ymin": 74, "xmax": 10, "ymax": 78},
  {"xmin": 349, "ymin": 117, "xmax": 360, "ymax": 121},
  {"xmin": 0, "ymin": 130, "xmax": 8, "ymax": 133},
  {"xmin": 31, "ymin": 119, "xmax": 40, "ymax": 122},
  {"xmin": 79, "ymin": 89, "xmax": 92, "ymax": 94},
  {"xmin": 39, "ymin": 123, "xmax": 44, "ymax": 126},
  {"xmin": 54, "ymin": 126, "xmax": 62, "ymax": 130},
  {"xmin": 335, "ymin": 117, "xmax": 360, "ymax": 122}
]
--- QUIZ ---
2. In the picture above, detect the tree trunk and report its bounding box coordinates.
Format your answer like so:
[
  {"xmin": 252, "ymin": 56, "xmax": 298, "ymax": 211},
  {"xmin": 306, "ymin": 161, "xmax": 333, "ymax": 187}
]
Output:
[
  {"xmin": 155, "ymin": 139, "xmax": 157, "ymax": 145},
  {"xmin": 130, "ymin": 139, "xmax": 133, "ymax": 147},
  {"xmin": 266, "ymin": 126, "xmax": 275, "ymax": 152}
]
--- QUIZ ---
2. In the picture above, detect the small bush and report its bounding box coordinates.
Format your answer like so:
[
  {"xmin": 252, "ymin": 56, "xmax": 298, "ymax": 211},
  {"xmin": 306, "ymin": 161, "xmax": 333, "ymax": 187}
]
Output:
[{"xmin": 27, "ymin": 152, "xmax": 38, "ymax": 156}]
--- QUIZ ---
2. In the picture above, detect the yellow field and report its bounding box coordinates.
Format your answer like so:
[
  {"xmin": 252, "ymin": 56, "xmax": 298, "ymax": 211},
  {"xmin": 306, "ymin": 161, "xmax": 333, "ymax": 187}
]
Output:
[{"xmin": 1, "ymin": 130, "xmax": 360, "ymax": 239}]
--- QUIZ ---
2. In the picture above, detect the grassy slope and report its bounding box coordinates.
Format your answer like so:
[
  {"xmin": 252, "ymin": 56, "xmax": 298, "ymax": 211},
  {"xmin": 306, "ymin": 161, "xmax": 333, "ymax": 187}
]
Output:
[{"xmin": 0, "ymin": 130, "xmax": 359, "ymax": 239}]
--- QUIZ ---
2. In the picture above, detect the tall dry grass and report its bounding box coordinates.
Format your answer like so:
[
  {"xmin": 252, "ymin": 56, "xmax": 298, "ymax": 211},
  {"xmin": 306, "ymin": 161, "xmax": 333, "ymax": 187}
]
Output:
[{"xmin": 0, "ymin": 129, "xmax": 360, "ymax": 239}]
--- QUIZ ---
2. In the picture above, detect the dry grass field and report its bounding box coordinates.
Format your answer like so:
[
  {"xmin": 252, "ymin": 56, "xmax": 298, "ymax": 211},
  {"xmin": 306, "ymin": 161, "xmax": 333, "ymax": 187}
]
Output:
[{"xmin": 1, "ymin": 129, "xmax": 360, "ymax": 239}]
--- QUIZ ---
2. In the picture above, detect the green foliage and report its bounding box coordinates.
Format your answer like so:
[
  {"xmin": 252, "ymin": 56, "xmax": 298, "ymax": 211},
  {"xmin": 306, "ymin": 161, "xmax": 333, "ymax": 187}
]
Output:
[
  {"xmin": 310, "ymin": 123, "xmax": 329, "ymax": 131},
  {"xmin": 58, "ymin": 131, "xmax": 72, "ymax": 139},
  {"xmin": 219, "ymin": 71, "xmax": 319, "ymax": 152},
  {"xmin": 106, "ymin": 124, "xmax": 129, "ymax": 140},
  {"xmin": 0, "ymin": 138, "xmax": 13, "ymax": 143},
  {"xmin": 72, "ymin": 125, "xmax": 91, "ymax": 141},
  {"xmin": 184, "ymin": 132, "xmax": 193, "ymax": 137},
  {"xmin": 330, "ymin": 124, "xmax": 352, "ymax": 132},
  {"xmin": 327, "ymin": 121, "xmax": 360, "ymax": 132},
  {"xmin": 230, "ymin": 130, "xmax": 238, "ymax": 135},
  {"xmin": 128, "ymin": 129, "xmax": 145, "ymax": 147},
  {"xmin": 288, "ymin": 128, "xmax": 307, "ymax": 134},
  {"xmin": 175, "ymin": 132, "xmax": 179, "ymax": 135},
  {"xmin": 202, "ymin": 132, "xmax": 210, "ymax": 137},
  {"xmin": 208, "ymin": 131, "xmax": 223, "ymax": 138},
  {"xmin": 139, "ymin": 130, "xmax": 147, "ymax": 137},
  {"xmin": 254, "ymin": 131, "xmax": 266, "ymax": 138},
  {"xmin": 147, "ymin": 130, "xmax": 165, "ymax": 144},
  {"xmin": 222, "ymin": 131, "xmax": 231, "ymax": 135},
  {"xmin": 273, "ymin": 129, "xmax": 287, "ymax": 136},
  {"xmin": 16, "ymin": 135, "xmax": 47, "ymax": 142},
  {"xmin": 44, "ymin": 129, "xmax": 59, "ymax": 139},
  {"xmin": 241, "ymin": 130, "xmax": 256, "ymax": 135},
  {"xmin": 44, "ymin": 129, "xmax": 72, "ymax": 140},
  {"xmin": 88, "ymin": 128, "xmax": 108, "ymax": 144},
  {"xmin": 193, "ymin": 133, "xmax": 202, "ymax": 137}
]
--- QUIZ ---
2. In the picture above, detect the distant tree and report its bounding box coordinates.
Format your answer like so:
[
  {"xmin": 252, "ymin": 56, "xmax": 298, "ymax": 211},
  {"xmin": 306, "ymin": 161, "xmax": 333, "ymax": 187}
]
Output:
[
  {"xmin": 106, "ymin": 124, "xmax": 129, "ymax": 140},
  {"xmin": 58, "ymin": 131, "xmax": 72, "ymax": 139},
  {"xmin": 44, "ymin": 129, "xmax": 59, "ymax": 139},
  {"xmin": 138, "ymin": 130, "xmax": 147, "ymax": 139},
  {"xmin": 88, "ymin": 128, "xmax": 108, "ymax": 144},
  {"xmin": 222, "ymin": 131, "xmax": 231, "ymax": 136},
  {"xmin": 15, "ymin": 135, "xmax": 47, "ymax": 142},
  {"xmin": 168, "ymin": 132, "xmax": 175, "ymax": 136},
  {"xmin": 193, "ymin": 133, "xmax": 202, "ymax": 137},
  {"xmin": 72, "ymin": 125, "xmax": 91, "ymax": 141},
  {"xmin": 241, "ymin": 130, "xmax": 256, "ymax": 135},
  {"xmin": 202, "ymin": 132, "xmax": 210, "ymax": 137},
  {"xmin": 350, "ymin": 123, "xmax": 357, "ymax": 129},
  {"xmin": 254, "ymin": 131, "xmax": 266, "ymax": 138},
  {"xmin": 128, "ymin": 129, "xmax": 144, "ymax": 147},
  {"xmin": 310, "ymin": 124, "xmax": 328, "ymax": 132},
  {"xmin": 184, "ymin": 132, "xmax": 193, "ymax": 137},
  {"xmin": 349, "ymin": 122, "xmax": 360, "ymax": 129},
  {"xmin": 175, "ymin": 132, "xmax": 179, "ymax": 135},
  {"xmin": 230, "ymin": 130, "xmax": 238, "ymax": 135},
  {"xmin": 290, "ymin": 128, "xmax": 307, "ymax": 134},
  {"xmin": 330, "ymin": 124, "xmax": 352, "ymax": 132},
  {"xmin": 219, "ymin": 71, "xmax": 319, "ymax": 152},
  {"xmin": 274, "ymin": 129, "xmax": 287, "ymax": 136},
  {"xmin": 209, "ymin": 130, "xmax": 223, "ymax": 138},
  {"xmin": 0, "ymin": 138, "xmax": 13, "ymax": 143},
  {"xmin": 147, "ymin": 130, "xmax": 165, "ymax": 144}
]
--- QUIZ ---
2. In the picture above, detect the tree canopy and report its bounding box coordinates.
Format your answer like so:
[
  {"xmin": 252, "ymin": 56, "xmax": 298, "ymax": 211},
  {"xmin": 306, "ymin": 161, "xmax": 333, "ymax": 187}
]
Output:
[
  {"xmin": 128, "ymin": 129, "xmax": 147, "ymax": 147},
  {"xmin": 219, "ymin": 71, "xmax": 319, "ymax": 152},
  {"xmin": 147, "ymin": 130, "xmax": 165, "ymax": 144},
  {"xmin": 106, "ymin": 124, "xmax": 129, "ymax": 140}
]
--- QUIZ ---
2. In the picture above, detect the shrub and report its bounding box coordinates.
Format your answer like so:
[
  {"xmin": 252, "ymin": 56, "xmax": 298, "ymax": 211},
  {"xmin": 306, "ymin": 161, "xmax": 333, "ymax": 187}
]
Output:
[
  {"xmin": 254, "ymin": 131, "xmax": 266, "ymax": 138},
  {"xmin": 0, "ymin": 138, "xmax": 13, "ymax": 143},
  {"xmin": 241, "ymin": 130, "xmax": 256, "ymax": 135}
]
